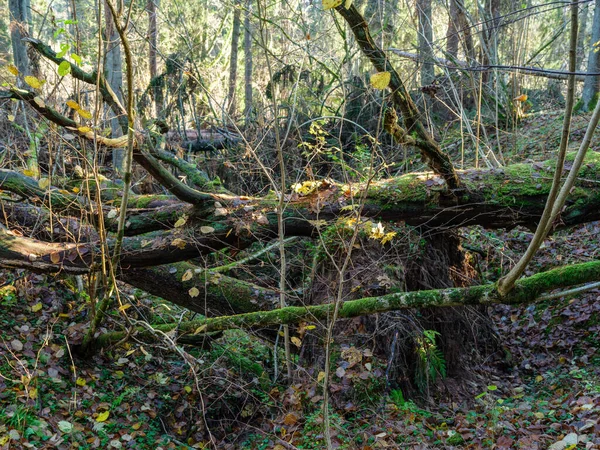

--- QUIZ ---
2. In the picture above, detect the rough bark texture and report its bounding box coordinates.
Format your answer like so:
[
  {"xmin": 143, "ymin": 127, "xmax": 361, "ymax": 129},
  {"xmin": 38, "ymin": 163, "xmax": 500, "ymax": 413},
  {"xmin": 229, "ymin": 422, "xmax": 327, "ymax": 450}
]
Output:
[
  {"xmin": 577, "ymin": 1, "xmax": 590, "ymax": 71},
  {"xmin": 146, "ymin": 0, "xmax": 160, "ymax": 115},
  {"xmin": 227, "ymin": 0, "xmax": 241, "ymax": 114},
  {"xmin": 104, "ymin": 0, "xmax": 125, "ymax": 172},
  {"xmin": 417, "ymin": 0, "xmax": 434, "ymax": 85},
  {"xmin": 582, "ymin": 0, "xmax": 600, "ymax": 111},
  {"xmin": 8, "ymin": 0, "xmax": 31, "ymax": 78},
  {"xmin": 244, "ymin": 0, "xmax": 253, "ymax": 119}
]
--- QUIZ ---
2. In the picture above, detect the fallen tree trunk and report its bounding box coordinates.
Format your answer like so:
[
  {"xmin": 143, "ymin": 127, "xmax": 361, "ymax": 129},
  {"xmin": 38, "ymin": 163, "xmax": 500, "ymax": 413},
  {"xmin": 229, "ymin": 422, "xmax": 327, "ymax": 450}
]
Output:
[{"xmin": 93, "ymin": 258, "xmax": 600, "ymax": 345}]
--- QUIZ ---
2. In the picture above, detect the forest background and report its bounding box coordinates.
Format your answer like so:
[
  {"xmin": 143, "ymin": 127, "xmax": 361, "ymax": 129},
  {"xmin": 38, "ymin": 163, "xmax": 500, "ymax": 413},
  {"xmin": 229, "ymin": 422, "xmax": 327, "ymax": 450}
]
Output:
[{"xmin": 1, "ymin": 0, "xmax": 600, "ymax": 448}]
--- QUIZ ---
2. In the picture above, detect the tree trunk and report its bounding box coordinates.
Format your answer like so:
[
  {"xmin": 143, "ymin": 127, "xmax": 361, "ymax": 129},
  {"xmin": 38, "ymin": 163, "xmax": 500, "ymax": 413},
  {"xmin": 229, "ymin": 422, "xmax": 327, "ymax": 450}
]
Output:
[
  {"xmin": 577, "ymin": 1, "xmax": 590, "ymax": 71},
  {"xmin": 146, "ymin": 0, "xmax": 160, "ymax": 116},
  {"xmin": 8, "ymin": 0, "xmax": 31, "ymax": 79},
  {"xmin": 480, "ymin": 0, "xmax": 500, "ymax": 83},
  {"xmin": 227, "ymin": 0, "xmax": 241, "ymax": 115},
  {"xmin": 445, "ymin": 0, "xmax": 474, "ymax": 62},
  {"xmin": 446, "ymin": 0, "xmax": 459, "ymax": 59},
  {"xmin": 243, "ymin": 0, "xmax": 253, "ymax": 120},
  {"xmin": 104, "ymin": 1, "xmax": 125, "ymax": 173},
  {"xmin": 582, "ymin": 0, "xmax": 600, "ymax": 112},
  {"xmin": 417, "ymin": 0, "xmax": 434, "ymax": 85}
]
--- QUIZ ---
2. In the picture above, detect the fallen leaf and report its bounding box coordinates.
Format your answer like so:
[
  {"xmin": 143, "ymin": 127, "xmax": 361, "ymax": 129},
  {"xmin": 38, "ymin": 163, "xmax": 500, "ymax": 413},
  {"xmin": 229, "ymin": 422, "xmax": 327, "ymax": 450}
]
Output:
[{"xmin": 96, "ymin": 410, "xmax": 110, "ymax": 422}]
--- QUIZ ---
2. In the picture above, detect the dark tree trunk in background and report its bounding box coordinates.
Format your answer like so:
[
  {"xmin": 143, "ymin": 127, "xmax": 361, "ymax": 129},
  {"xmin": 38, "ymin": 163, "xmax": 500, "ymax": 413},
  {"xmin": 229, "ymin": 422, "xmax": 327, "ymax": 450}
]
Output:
[
  {"xmin": 576, "ymin": 1, "xmax": 590, "ymax": 71},
  {"xmin": 446, "ymin": 0, "xmax": 459, "ymax": 58},
  {"xmin": 480, "ymin": 0, "xmax": 500, "ymax": 83},
  {"xmin": 582, "ymin": 0, "xmax": 600, "ymax": 111},
  {"xmin": 147, "ymin": 0, "xmax": 160, "ymax": 116},
  {"xmin": 103, "ymin": 1, "xmax": 124, "ymax": 173},
  {"xmin": 9, "ymin": 0, "xmax": 31, "ymax": 79},
  {"xmin": 446, "ymin": 0, "xmax": 475, "ymax": 62},
  {"xmin": 417, "ymin": 0, "xmax": 434, "ymax": 85},
  {"xmin": 227, "ymin": 0, "xmax": 241, "ymax": 115},
  {"xmin": 244, "ymin": 0, "xmax": 253, "ymax": 120}
]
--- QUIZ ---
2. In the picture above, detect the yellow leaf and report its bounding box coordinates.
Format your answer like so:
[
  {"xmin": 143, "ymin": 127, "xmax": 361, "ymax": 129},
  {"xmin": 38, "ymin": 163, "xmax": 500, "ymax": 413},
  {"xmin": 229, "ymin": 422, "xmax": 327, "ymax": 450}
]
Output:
[
  {"xmin": 174, "ymin": 215, "xmax": 188, "ymax": 228},
  {"xmin": 189, "ymin": 287, "xmax": 200, "ymax": 297},
  {"xmin": 28, "ymin": 387, "xmax": 38, "ymax": 399},
  {"xmin": 317, "ymin": 371, "xmax": 326, "ymax": 383},
  {"xmin": 322, "ymin": 0, "xmax": 342, "ymax": 9},
  {"xmin": 181, "ymin": 269, "xmax": 193, "ymax": 282},
  {"xmin": 72, "ymin": 186, "xmax": 80, "ymax": 193},
  {"xmin": 77, "ymin": 126, "xmax": 92, "ymax": 133},
  {"xmin": 31, "ymin": 302, "xmax": 43, "ymax": 312},
  {"xmin": 535, "ymin": 375, "xmax": 543, "ymax": 382},
  {"xmin": 370, "ymin": 71, "xmax": 391, "ymax": 90},
  {"xmin": 7, "ymin": 114, "xmax": 14, "ymax": 122},
  {"xmin": 66, "ymin": 100, "xmax": 80, "ymax": 110},
  {"xmin": 114, "ymin": 370, "xmax": 124, "ymax": 379},
  {"xmin": 344, "ymin": 0, "xmax": 352, "ymax": 8},
  {"xmin": 77, "ymin": 109, "xmax": 92, "ymax": 119},
  {"xmin": 305, "ymin": 325, "xmax": 316, "ymax": 330},
  {"xmin": 50, "ymin": 252, "xmax": 61, "ymax": 264},
  {"xmin": 76, "ymin": 377, "xmax": 86, "ymax": 386},
  {"xmin": 118, "ymin": 303, "xmax": 132, "ymax": 312},
  {"xmin": 22, "ymin": 169, "xmax": 35, "ymax": 177},
  {"xmin": 96, "ymin": 410, "xmax": 110, "ymax": 422},
  {"xmin": 291, "ymin": 336, "xmax": 302, "ymax": 348},
  {"xmin": 171, "ymin": 238, "xmax": 187, "ymax": 249},
  {"xmin": 132, "ymin": 422, "xmax": 142, "ymax": 430},
  {"xmin": 200, "ymin": 226, "xmax": 215, "ymax": 234},
  {"xmin": 8, "ymin": 64, "xmax": 19, "ymax": 76},
  {"xmin": 24, "ymin": 75, "xmax": 44, "ymax": 89},
  {"xmin": 380, "ymin": 231, "xmax": 397, "ymax": 245},
  {"xmin": 38, "ymin": 177, "xmax": 51, "ymax": 189},
  {"xmin": 184, "ymin": 386, "xmax": 192, "ymax": 393}
]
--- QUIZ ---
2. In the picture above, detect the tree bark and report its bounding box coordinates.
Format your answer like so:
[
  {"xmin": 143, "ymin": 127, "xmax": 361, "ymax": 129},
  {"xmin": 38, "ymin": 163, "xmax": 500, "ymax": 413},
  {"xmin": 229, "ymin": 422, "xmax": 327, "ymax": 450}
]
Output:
[
  {"xmin": 104, "ymin": 0, "xmax": 125, "ymax": 173},
  {"xmin": 243, "ymin": 0, "xmax": 253, "ymax": 120},
  {"xmin": 577, "ymin": 1, "xmax": 590, "ymax": 72},
  {"xmin": 8, "ymin": 0, "xmax": 31, "ymax": 79},
  {"xmin": 417, "ymin": 0, "xmax": 434, "ymax": 85},
  {"xmin": 582, "ymin": 0, "xmax": 600, "ymax": 111},
  {"xmin": 227, "ymin": 0, "xmax": 242, "ymax": 115},
  {"xmin": 146, "ymin": 0, "xmax": 160, "ymax": 116},
  {"xmin": 446, "ymin": 0, "xmax": 474, "ymax": 62}
]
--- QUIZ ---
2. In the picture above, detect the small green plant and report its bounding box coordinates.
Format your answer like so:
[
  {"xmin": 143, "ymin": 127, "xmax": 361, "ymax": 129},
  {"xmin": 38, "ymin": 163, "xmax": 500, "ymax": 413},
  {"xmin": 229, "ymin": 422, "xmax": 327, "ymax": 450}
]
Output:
[
  {"xmin": 414, "ymin": 330, "xmax": 446, "ymax": 392},
  {"xmin": 389, "ymin": 388, "xmax": 406, "ymax": 407}
]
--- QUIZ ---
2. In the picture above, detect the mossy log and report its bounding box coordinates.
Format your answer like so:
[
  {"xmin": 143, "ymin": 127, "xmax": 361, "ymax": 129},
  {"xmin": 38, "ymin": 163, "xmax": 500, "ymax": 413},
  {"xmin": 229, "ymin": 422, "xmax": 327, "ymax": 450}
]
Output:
[{"xmin": 94, "ymin": 259, "xmax": 600, "ymax": 337}]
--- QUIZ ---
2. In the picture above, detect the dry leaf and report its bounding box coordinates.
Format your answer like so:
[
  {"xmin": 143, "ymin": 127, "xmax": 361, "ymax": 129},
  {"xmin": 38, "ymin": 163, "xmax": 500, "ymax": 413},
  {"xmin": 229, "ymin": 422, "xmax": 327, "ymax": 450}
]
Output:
[
  {"xmin": 174, "ymin": 215, "xmax": 188, "ymax": 228},
  {"xmin": 370, "ymin": 71, "xmax": 391, "ymax": 89},
  {"xmin": 171, "ymin": 238, "xmax": 187, "ymax": 249}
]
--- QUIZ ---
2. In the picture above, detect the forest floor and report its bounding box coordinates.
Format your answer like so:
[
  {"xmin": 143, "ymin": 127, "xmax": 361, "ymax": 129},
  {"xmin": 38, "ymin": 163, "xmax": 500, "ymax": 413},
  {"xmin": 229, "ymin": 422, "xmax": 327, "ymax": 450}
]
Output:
[{"xmin": 1, "ymin": 112, "xmax": 600, "ymax": 449}]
